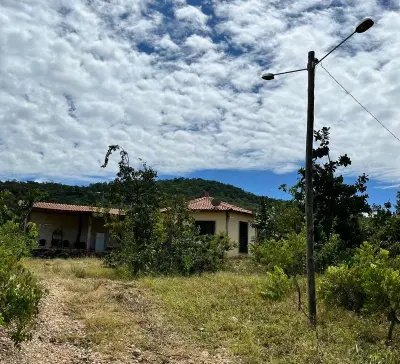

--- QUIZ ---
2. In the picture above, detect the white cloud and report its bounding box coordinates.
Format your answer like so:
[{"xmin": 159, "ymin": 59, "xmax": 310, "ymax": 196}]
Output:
[
  {"xmin": 0, "ymin": 0, "xmax": 400, "ymax": 186},
  {"xmin": 175, "ymin": 5, "xmax": 209, "ymax": 30},
  {"xmin": 185, "ymin": 34, "xmax": 216, "ymax": 51}
]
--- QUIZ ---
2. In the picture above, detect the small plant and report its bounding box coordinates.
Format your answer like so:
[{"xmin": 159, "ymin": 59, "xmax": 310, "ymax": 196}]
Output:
[
  {"xmin": 259, "ymin": 266, "xmax": 292, "ymax": 301},
  {"xmin": 71, "ymin": 265, "xmax": 87, "ymax": 278}
]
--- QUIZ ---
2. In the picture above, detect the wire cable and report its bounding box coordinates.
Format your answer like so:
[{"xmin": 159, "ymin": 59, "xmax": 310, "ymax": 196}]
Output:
[{"xmin": 319, "ymin": 63, "xmax": 400, "ymax": 144}]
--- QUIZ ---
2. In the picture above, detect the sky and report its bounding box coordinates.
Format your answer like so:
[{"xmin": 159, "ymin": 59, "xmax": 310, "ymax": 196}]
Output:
[{"xmin": 1, "ymin": 0, "xmax": 400, "ymax": 205}]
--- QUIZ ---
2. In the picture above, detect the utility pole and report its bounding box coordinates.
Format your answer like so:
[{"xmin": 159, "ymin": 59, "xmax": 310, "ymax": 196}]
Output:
[
  {"xmin": 261, "ymin": 17, "xmax": 374, "ymax": 328},
  {"xmin": 305, "ymin": 51, "xmax": 317, "ymax": 327}
]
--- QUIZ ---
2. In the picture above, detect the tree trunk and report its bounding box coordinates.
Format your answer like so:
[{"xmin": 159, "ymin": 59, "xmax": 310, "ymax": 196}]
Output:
[{"xmin": 387, "ymin": 309, "xmax": 399, "ymax": 344}]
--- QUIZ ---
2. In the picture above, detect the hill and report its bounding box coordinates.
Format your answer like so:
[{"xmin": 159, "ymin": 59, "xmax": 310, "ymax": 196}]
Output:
[{"xmin": 0, "ymin": 178, "xmax": 275, "ymax": 211}]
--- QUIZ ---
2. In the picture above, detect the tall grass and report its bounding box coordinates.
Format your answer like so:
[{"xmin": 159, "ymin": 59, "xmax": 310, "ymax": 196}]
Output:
[{"xmin": 23, "ymin": 258, "xmax": 400, "ymax": 363}]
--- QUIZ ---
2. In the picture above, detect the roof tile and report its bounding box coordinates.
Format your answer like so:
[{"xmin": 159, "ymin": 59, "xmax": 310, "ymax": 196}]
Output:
[
  {"xmin": 188, "ymin": 196, "xmax": 252, "ymax": 215},
  {"xmin": 32, "ymin": 202, "xmax": 120, "ymax": 215}
]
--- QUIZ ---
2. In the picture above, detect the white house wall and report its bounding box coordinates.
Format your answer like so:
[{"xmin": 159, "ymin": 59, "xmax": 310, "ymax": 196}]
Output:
[{"xmin": 190, "ymin": 210, "xmax": 255, "ymax": 256}]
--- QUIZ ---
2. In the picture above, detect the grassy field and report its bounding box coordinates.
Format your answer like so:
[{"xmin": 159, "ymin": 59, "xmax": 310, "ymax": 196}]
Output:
[{"xmin": 23, "ymin": 258, "xmax": 400, "ymax": 363}]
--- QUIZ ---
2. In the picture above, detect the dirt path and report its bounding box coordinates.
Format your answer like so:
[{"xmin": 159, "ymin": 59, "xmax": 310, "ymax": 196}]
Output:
[
  {"xmin": 0, "ymin": 277, "xmax": 233, "ymax": 364},
  {"xmin": 0, "ymin": 280, "xmax": 124, "ymax": 364}
]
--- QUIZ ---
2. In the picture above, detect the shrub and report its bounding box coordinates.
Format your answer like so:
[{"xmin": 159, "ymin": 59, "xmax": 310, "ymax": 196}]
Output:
[
  {"xmin": 251, "ymin": 230, "xmax": 306, "ymax": 276},
  {"xmin": 0, "ymin": 248, "xmax": 43, "ymax": 346},
  {"xmin": 172, "ymin": 233, "xmax": 234, "ymax": 275},
  {"xmin": 315, "ymin": 234, "xmax": 354, "ymax": 272},
  {"xmin": 259, "ymin": 266, "xmax": 292, "ymax": 301},
  {"xmin": 71, "ymin": 265, "xmax": 87, "ymax": 278},
  {"xmin": 0, "ymin": 221, "xmax": 38, "ymax": 260},
  {"xmin": 319, "ymin": 243, "xmax": 400, "ymax": 341}
]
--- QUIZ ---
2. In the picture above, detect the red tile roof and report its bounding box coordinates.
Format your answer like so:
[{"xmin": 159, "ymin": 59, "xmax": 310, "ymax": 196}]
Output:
[
  {"xmin": 188, "ymin": 196, "xmax": 252, "ymax": 215},
  {"xmin": 32, "ymin": 202, "xmax": 121, "ymax": 215},
  {"xmin": 33, "ymin": 197, "xmax": 252, "ymax": 216}
]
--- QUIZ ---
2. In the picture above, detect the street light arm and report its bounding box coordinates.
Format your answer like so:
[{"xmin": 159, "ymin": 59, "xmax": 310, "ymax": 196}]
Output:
[
  {"xmin": 273, "ymin": 68, "xmax": 308, "ymax": 76},
  {"xmin": 262, "ymin": 67, "xmax": 307, "ymax": 80},
  {"xmin": 317, "ymin": 31, "xmax": 356, "ymax": 64}
]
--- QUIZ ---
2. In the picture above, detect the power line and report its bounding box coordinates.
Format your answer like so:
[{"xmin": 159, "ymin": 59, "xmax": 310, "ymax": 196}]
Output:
[{"xmin": 318, "ymin": 63, "xmax": 400, "ymax": 144}]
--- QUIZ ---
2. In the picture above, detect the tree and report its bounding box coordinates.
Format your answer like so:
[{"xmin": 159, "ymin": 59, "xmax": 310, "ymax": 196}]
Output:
[
  {"xmin": 283, "ymin": 127, "xmax": 370, "ymax": 249},
  {"xmin": 362, "ymin": 202, "xmax": 400, "ymax": 256},
  {"xmin": 252, "ymin": 198, "xmax": 303, "ymax": 242},
  {"xmin": 102, "ymin": 146, "xmax": 234, "ymax": 275},
  {"xmin": 102, "ymin": 145, "xmax": 160, "ymax": 275}
]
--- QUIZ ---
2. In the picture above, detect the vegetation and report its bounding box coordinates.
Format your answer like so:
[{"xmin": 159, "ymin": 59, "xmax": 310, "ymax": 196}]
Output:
[
  {"xmin": 320, "ymin": 243, "xmax": 400, "ymax": 342},
  {"xmin": 0, "ymin": 191, "xmax": 44, "ymax": 346},
  {"xmin": 0, "ymin": 177, "xmax": 276, "ymax": 211},
  {"xmin": 251, "ymin": 229, "xmax": 306, "ymax": 276},
  {"xmin": 281, "ymin": 127, "xmax": 370, "ymax": 256},
  {"xmin": 250, "ymin": 127, "xmax": 400, "ymax": 347},
  {"xmin": 23, "ymin": 257, "xmax": 400, "ymax": 363},
  {"xmin": 0, "ymin": 222, "xmax": 43, "ymax": 346},
  {"xmin": 4, "ymin": 125, "xmax": 400, "ymax": 360},
  {"xmin": 101, "ymin": 145, "xmax": 234, "ymax": 276}
]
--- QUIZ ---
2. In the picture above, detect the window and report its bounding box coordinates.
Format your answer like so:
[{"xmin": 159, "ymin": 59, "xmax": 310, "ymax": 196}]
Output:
[{"xmin": 195, "ymin": 221, "xmax": 216, "ymax": 236}]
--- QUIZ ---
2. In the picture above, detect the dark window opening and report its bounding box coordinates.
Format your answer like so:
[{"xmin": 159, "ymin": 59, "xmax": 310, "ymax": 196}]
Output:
[{"xmin": 195, "ymin": 221, "xmax": 216, "ymax": 235}]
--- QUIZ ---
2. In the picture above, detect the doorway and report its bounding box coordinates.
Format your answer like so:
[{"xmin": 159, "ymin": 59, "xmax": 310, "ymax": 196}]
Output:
[
  {"xmin": 95, "ymin": 232, "xmax": 105, "ymax": 252},
  {"xmin": 239, "ymin": 221, "xmax": 249, "ymax": 254}
]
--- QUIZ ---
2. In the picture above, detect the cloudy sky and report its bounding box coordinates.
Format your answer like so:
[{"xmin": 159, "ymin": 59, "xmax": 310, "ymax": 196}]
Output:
[{"xmin": 1, "ymin": 0, "xmax": 399, "ymax": 203}]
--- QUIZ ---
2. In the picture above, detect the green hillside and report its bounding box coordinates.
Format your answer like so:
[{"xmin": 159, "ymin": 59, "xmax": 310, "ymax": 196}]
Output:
[{"xmin": 0, "ymin": 178, "xmax": 276, "ymax": 211}]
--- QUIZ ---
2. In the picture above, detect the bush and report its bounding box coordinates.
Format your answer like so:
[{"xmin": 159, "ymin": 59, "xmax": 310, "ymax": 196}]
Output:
[
  {"xmin": 259, "ymin": 266, "xmax": 292, "ymax": 301},
  {"xmin": 171, "ymin": 233, "xmax": 234, "ymax": 275},
  {"xmin": 0, "ymin": 249, "xmax": 43, "ymax": 346},
  {"xmin": 315, "ymin": 234, "xmax": 354, "ymax": 272},
  {"xmin": 319, "ymin": 243, "xmax": 400, "ymax": 341},
  {"xmin": 0, "ymin": 221, "xmax": 43, "ymax": 346},
  {"xmin": 104, "ymin": 189, "xmax": 235, "ymax": 276},
  {"xmin": 0, "ymin": 221, "xmax": 38, "ymax": 259},
  {"xmin": 251, "ymin": 230, "xmax": 306, "ymax": 276}
]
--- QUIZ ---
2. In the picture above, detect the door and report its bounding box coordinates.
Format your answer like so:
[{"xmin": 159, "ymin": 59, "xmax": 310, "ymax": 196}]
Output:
[
  {"xmin": 95, "ymin": 233, "xmax": 105, "ymax": 252},
  {"xmin": 239, "ymin": 222, "xmax": 249, "ymax": 254}
]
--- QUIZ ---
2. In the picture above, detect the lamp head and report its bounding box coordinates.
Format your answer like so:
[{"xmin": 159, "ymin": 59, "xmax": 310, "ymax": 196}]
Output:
[
  {"xmin": 261, "ymin": 73, "xmax": 275, "ymax": 80},
  {"xmin": 355, "ymin": 17, "xmax": 374, "ymax": 33}
]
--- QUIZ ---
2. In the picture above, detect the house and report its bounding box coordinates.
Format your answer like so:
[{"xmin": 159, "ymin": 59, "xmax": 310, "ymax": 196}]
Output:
[
  {"xmin": 29, "ymin": 195, "xmax": 255, "ymax": 256},
  {"xmin": 189, "ymin": 194, "xmax": 255, "ymax": 256},
  {"xmin": 29, "ymin": 202, "xmax": 121, "ymax": 253}
]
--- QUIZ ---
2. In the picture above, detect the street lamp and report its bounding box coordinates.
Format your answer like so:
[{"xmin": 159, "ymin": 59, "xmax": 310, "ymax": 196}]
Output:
[{"xmin": 261, "ymin": 17, "xmax": 374, "ymax": 327}]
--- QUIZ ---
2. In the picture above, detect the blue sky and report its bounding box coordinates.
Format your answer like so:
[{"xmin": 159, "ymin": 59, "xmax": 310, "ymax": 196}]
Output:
[{"xmin": 1, "ymin": 0, "xmax": 400, "ymax": 206}]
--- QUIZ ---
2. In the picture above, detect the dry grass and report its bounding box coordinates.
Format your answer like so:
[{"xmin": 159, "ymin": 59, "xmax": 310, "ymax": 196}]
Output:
[
  {"xmin": 22, "ymin": 257, "xmax": 131, "ymax": 280},
  {"xmin": 23, "ymin": 258, "xmax": 400, "ymax": 364}
]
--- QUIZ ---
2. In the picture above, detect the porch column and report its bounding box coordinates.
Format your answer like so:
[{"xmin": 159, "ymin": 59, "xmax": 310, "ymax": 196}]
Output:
[
  {"xmin": 86, "ymin": 215, "xmax": 92, "ymax": 255},
  {"xmin": 225, "ymin": 211, "xmax": 230, "ymax": 236}
]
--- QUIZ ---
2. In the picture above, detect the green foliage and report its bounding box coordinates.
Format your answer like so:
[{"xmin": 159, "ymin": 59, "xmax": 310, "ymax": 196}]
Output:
[
  {"xmin": 320, "ymin": 243, "xmax": 400, "ymax": 340},
  {"xmin": 259, "ymin": 266, "xmax": 292, "ymax": 301},
  {"xmin": 282, "ymin": 127, "xmax": 370, "ymax": 261},
  {"xmin": 0, "ymin": 249, "xmax": 43, "ymax": 346},
  {"xmin": 315, "ymin": 234, "xmax": 355, "ymax": 272},
  {"xmin": 102, "ymin": 147, "xmax": 233, "ymax": 276},
  {"xmin": 0, "ymin": 215, "xmax": 44, "ymax": 346},
  {"xmin": 361, "ymin": 204, "xmax": 400, "ymax": 256},
  {"xmin": 251, "ymin": 230, "xmax": 306, "ymax": 276},
  {"xmin": 0, "ymin": 221, "xmax": 38, "ymax": 260},
  {"xmin": 0, "ymin": 177, "xmax": 277, "ymax": 212},
  {"xmin": 252, "ymin": 197, "xmax": 303, "ymax": 242},
  {"xmin": 0, "ymin": 189, "xmax": 46, "ymax": 225}
]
